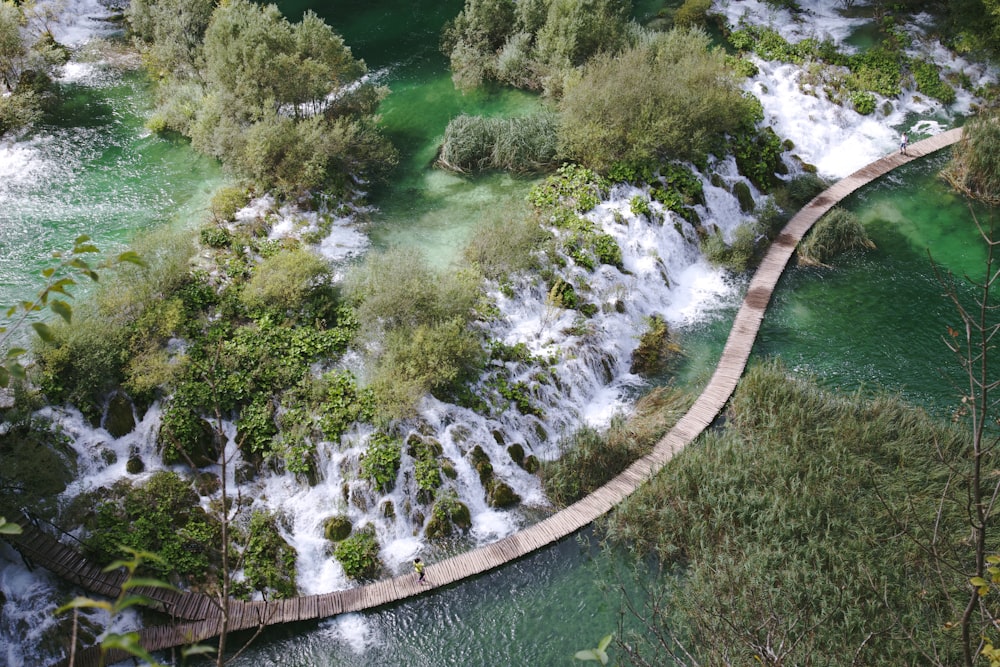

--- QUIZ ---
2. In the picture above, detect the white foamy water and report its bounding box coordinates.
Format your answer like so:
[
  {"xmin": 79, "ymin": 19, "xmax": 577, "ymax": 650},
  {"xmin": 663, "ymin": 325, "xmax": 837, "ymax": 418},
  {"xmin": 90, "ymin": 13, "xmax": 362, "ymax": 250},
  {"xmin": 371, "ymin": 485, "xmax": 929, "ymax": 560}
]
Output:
[{"xmin": 717, "ymin": 0, "xmax": 997, "ymax": 178}]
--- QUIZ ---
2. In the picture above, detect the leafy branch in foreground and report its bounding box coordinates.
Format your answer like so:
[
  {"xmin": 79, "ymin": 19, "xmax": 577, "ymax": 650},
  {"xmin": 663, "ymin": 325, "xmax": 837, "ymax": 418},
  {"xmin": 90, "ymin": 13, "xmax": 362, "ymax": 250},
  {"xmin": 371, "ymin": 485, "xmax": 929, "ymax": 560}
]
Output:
[{"xmin": 0, "ymin": 235, "xmax": 144, "ymax": 387}]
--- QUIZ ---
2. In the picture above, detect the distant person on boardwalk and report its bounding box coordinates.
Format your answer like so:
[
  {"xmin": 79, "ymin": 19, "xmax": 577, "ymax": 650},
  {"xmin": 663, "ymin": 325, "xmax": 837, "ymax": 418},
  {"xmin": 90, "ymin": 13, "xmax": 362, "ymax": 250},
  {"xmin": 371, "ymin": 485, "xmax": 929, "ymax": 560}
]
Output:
[
  {"xmin": 900, "ymin": 132, "xmax": 908, "ymax": 155},
  {"xmin": 414, "ymin": 557, "xmax": 426, "ymax": 584}
]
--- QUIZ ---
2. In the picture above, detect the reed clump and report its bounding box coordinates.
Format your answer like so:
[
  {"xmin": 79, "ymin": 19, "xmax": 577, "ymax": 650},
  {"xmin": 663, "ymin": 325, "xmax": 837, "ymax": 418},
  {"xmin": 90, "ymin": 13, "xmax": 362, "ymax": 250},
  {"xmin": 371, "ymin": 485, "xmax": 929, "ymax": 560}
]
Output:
[
  {"xmin": 797, "ymin": 206, "xmax": 875, "ymax": 266},
  {"xmin": 603, "ymin": 359, "xmax": 973, "ymax": 665},
  {"xmin": 437, "ymin": 112, "xmax": 559, "ymax": 173},
  {"xmin": 942, "ymin": 111, "xmax": 1000, "ymax": 206}
]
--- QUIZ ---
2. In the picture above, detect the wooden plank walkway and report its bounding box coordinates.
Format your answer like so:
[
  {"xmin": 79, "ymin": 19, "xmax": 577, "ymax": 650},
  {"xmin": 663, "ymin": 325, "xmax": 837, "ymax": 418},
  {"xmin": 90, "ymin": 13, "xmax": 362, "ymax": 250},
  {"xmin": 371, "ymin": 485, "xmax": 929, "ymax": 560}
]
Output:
[{"xmin": 12, "ymin": 128, "xmax": 962, "ymax": 667}]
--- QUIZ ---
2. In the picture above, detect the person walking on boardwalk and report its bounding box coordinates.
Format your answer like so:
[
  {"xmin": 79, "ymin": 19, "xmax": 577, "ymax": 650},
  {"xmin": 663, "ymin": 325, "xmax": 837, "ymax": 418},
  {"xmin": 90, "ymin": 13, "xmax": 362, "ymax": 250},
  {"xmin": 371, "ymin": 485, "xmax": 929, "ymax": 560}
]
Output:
[
  {"xmin": 900, "ymin": 131, "xmax": 908, "ymax": 155},
  {"xmin": 414, "ymin": 557, "xmax": 426, "ymax": 584}
]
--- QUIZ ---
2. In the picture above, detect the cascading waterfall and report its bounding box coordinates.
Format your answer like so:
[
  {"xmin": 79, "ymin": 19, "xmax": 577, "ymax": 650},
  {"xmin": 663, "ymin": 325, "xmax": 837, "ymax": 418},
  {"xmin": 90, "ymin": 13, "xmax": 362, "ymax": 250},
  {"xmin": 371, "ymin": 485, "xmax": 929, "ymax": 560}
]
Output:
[{"xmin": 4, "ymin": 0, "xmax": 999, "ymax": 663}]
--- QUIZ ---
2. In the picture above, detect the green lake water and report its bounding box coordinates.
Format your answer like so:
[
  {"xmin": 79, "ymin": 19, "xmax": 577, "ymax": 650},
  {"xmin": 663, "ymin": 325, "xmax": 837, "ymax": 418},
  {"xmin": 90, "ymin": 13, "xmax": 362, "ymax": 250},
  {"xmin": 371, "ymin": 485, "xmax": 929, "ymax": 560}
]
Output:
[{"xmin": 0, "ymin": 70, "xmax": 223, "ymax": 312}]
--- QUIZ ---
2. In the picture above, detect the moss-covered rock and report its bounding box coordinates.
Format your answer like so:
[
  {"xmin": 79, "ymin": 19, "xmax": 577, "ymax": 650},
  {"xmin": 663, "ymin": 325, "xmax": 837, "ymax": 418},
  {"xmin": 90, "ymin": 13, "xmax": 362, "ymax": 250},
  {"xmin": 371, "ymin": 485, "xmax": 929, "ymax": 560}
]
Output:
[
  {"xmin": 487, "ymin": 480, "xmax": 521, "ymax": 508},
  {"xmin": 324, "ymin": 514, "xmax": 352, "ymax": 542},
  {"xmin": 630, "ymin": 315, "xmax": 682, "ymax": 377},
  {"xmin": 104, "ymin": 393, "xmax": 135, "ymax": 438},
  {"xmin": 523, "ymin": 454, "xmax": 540, "ymax": 474},
  {"xmin": 425, "ymin": 491, "xmax": 472, "ymax": 539},
  {"xmin": 441, "ymin": 458, "xmax": 458, "ymax": 480},
  {"xmin": 126, "ymin": 455, "xmax": 145, "ymax": 475},
  {"xmin": 733, "ymin": 181, "xmax": 755, "ymax": 213},
  {"xmin": 469, "ymin": 445, "xmax": 494, "ymax": 485},
  {"xmin": 507, "ymin": 443, "xmax": 525, "ymax": 466}
]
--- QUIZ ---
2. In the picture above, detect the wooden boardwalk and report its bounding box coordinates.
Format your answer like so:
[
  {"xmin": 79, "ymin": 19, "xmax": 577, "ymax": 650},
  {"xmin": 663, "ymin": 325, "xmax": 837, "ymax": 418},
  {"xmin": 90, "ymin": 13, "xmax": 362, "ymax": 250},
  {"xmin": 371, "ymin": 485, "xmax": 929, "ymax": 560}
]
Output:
[{"xmin": 7, "ymin": 129, "xmax": 962, "ymax": 667}]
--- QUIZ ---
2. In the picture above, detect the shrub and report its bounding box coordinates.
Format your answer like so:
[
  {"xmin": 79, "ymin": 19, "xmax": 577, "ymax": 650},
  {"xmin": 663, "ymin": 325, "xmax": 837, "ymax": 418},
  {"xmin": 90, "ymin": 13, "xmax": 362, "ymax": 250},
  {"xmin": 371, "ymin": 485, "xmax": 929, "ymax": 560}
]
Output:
[
  {"xmin": 559, "ymin": 28, "xmax": 754, "ymax": 170},
  {"xmin": 240, "ymin": 510, "xmax": 297, "ymax": 599},
  {"xmin": 83, "ymin": 471, "xmax": 219, "ymax": 581},
  {"xmin": 210, "ymin": 185, "xmax": 250, "ymax": 221},
  {"xmin": 851, "ymin": 90, "xmax": 876, "ymax": 115},
  {"xmin": 333, "ymin": 524, "xmax": 382, "ymax": 580},
  {"xmin": 910, "ymin": 58, "xmax": 956, "ymax": 105},
  {"xmin": 797, "ymin": 206, "xmax": 875, "ymax": 265},
  {"xmin": 360, "ymin": 431, "xmax": 402, "ymax": 492},
  {"xmin": 462, "ymin": 213, "xmax": 549, "ymax": 281},
  {"xmin": 673, "ymin": 0, "xmax": 712, "ymax": 27},
  {"xmin": 701, "ymin": 223, "xmax": 757, "ymax": 273},
  {"xmin": 239, "ymin": 247, "xmax": 332, "ymax": 316},
  {"xmin": 630, "ymin": 195, "xmax": 651, "ymax": 217}
]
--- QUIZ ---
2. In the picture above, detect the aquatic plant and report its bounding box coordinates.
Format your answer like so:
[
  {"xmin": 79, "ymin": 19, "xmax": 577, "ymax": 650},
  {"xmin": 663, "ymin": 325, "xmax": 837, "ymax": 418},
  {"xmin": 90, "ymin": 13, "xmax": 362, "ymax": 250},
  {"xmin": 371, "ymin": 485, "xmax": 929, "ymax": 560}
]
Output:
[
  {"xmin": 797, "ymin": 206, "xmax": 875, "ymax": 266},
  {"xmin": 438, "ymin": 113, "xmax": 559, "ymax": 172}
]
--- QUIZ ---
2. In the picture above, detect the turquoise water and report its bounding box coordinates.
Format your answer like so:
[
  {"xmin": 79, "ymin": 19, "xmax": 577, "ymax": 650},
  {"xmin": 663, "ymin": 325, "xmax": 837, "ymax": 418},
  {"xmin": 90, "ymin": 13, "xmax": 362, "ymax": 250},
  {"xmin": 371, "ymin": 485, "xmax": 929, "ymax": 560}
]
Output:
[
  {"xmin": 0, "ymin": 69, "xmax": 223, "ymax": 313},
  {"xmin": 228, "ymin": 528, "xmax": 652, "ymax": 666},
  {"xmin": 756, "ymin": 156, "xmax": 990, "ymax": 418}
]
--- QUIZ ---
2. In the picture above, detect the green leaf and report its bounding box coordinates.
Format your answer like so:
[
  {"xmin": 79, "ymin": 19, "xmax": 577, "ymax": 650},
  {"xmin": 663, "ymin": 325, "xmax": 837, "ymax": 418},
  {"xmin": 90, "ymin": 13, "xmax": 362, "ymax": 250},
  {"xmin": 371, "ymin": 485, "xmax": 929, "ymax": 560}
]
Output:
[
  {"xmin": 5, "ymin": 347, "xmax": 25, "ymax": 360},
  {"xmin": 182, "ymin": 645, "xmax": 217, "ymax": 657},
  {"xmin": 122, "ymin": 577, "xmax": 179, "ymax": 592},
  {"xmin": 114, "ymin": 593, "xmax": 159, "ymax": 612},
  {"xmin": 0, "ymin": 517, "xmax": 22, "ymax": 535},
  {"xmin": 100, "ymin": 632, "xmax": 160, "ymax": 664},
  {"xmin": 31, "ymin": 322, "xmax": 54, "ymax": 342},
  {"xmin": 971, "ymin": 576, "xmax": 990, "ymax": 587},
  {"xmin": 117, "ymin": 251, "xmax": 146, "ymax": 267},
  {"xmin": 597, "ymin": 634, "xmax": 613, "ymax": 651},
  {"xmin": 49, "ymin": 300, "xmax": 73, "ymax": 323},
  {"xmin": 41, "ymin": 267, "xmax": 55, "ymax": 278},
  {"xmin": 0, "ymin": 366, "xmax": 8, "ymax": 388},
  {"xmin": 55, "ymin": 596, "xmax": 113, "ymax": 614},
  {"xmin": 574, "ymin": 649, "xmax": 603, "ymax": 663}
]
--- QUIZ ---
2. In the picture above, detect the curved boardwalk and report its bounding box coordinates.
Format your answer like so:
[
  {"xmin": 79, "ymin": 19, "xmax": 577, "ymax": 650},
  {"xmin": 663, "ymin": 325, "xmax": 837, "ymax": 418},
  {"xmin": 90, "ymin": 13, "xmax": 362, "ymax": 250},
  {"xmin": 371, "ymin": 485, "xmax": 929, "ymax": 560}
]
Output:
[{"xmin": 5, "ymin": 129, "xmax": 961, "ymax": 667}]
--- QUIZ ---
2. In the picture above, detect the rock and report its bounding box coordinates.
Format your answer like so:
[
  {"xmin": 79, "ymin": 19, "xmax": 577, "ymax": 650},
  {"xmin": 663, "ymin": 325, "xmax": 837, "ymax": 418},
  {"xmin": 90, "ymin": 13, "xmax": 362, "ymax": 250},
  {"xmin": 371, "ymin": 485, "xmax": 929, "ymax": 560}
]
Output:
[
  {"xmin": 522, "ymin": 454, "xmax": 540, "ymax": 474},
  {"xmin": 507, "ymin": 443, "xmax": 525, "ymax": 466},
  {"xmin": 469, "ymin": 445, "xmax": 493, "ymax": 485},
  {"xmin": 125, "ymin": 456, "xmax": 144, "ymax": 475},
  {"xmin": 381, "ymin": 500, "xmax": 396, "ymax": 519},
  {"xmin": 734, "ymin": 181, "xmax": 755, "ymax": 213}
]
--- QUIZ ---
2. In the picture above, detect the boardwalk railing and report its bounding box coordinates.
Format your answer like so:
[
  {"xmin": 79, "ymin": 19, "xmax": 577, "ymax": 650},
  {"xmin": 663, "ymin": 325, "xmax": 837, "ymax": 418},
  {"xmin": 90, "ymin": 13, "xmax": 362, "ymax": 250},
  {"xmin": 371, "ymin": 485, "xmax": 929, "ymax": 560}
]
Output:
[{"xmin": 4, "ymin": 128, "xmax": 963, "ymax": 667}]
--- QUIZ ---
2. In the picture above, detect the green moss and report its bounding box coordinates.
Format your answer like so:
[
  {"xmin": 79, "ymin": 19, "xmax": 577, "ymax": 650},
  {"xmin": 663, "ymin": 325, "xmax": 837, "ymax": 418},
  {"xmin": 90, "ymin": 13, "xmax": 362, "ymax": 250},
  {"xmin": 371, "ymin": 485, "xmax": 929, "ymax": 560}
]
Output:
[{"xmin": 323, "ymin": 514, "xmax": 352, "ymax": 542}]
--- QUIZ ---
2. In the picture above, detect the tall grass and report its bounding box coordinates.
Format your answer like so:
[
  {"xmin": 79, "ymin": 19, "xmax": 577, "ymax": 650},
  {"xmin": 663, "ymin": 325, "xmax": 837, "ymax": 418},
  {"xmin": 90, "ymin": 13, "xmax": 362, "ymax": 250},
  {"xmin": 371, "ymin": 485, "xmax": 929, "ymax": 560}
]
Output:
[
  {"xmin": 541, "ymin": 384, "xmax": 693, "ymax": 506},
  {"xmin": 942, "ymin": 111, "xmax": 1000, "ymax": 206},
  {"xmin": 603, "ymin": 359, "xmax": 974, "ymax": 665},
  {"xmin": 797, "ymin": 206, "xmax": 875, "ymax": 266},
  {"xmin": 438, "ymin": 112, "xmax": 559, "ymax": 173}
]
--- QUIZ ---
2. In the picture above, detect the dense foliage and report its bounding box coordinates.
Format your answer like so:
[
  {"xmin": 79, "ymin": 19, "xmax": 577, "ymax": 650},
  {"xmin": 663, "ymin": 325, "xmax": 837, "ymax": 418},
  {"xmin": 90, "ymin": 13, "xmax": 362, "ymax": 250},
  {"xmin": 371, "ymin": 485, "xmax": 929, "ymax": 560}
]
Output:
[
  {"xmin": 942, "ymin": 111, "xmax": 1000, "ymax": 205},
  {"xmin": 127, "ymin": 0, "xmax": 396, "ymax": 196},
  {"xmin": 558, "ymin": 28, "xmax": 755, "ymax": 170},
  {"xmin": 442, "ymin": 0, "xmax": 632, "ymax": 94},
  {"xmin": 0, "ymin": 0, "xmax": 68, "ymax": 135},
  {"xmin": 604, "ymin": 360, "xmax": 979, "ymax": 665}
]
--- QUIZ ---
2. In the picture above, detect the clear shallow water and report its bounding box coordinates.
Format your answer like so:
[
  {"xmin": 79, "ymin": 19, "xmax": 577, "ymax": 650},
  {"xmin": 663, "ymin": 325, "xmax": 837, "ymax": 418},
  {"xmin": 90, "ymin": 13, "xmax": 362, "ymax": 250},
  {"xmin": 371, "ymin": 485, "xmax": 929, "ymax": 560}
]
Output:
[
  {"xmin": 227, "ymin": 528, "xmax": 652, "ymax": 666},
  {"xmin": 757, "ymin": 154, "xmax": 990, "ymax": 417}
]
